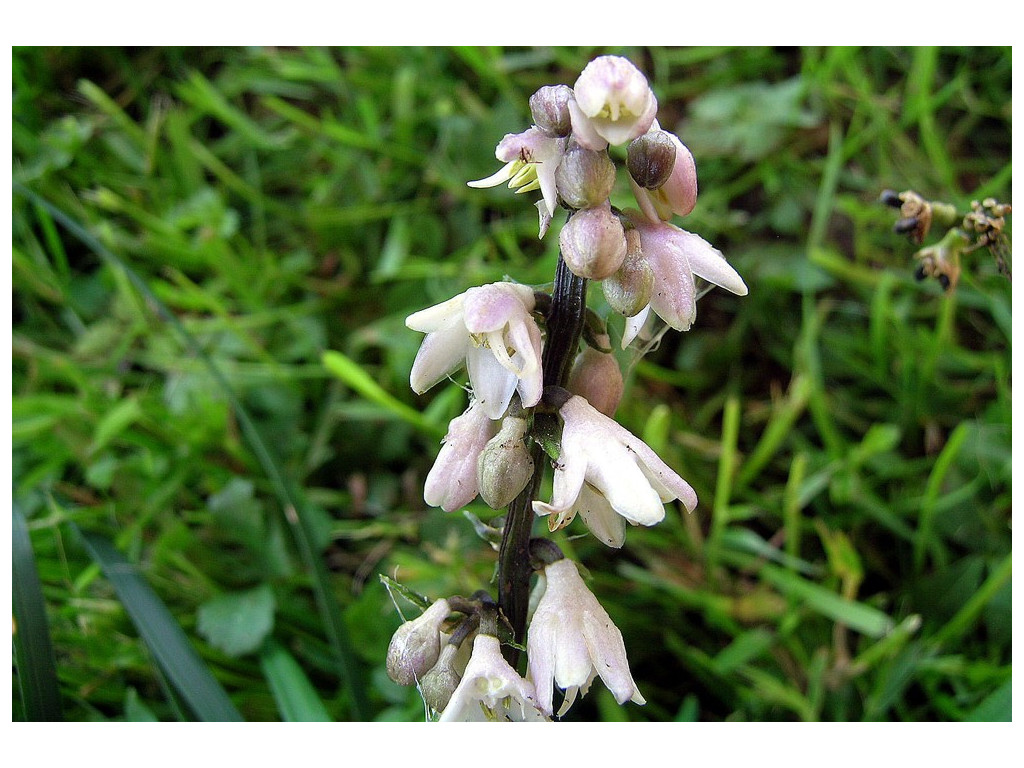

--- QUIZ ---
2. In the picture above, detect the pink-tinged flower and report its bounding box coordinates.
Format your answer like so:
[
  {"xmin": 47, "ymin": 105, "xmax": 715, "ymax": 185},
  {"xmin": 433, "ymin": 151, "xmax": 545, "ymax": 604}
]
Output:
[
  {"xmin": 533, "ymin": 394, "xmax": 698, "ymax": 534},
  {"xmin": 406, "ymin": 282, "xmax": 544, "ymax": 419},
  {"xmin": 569, "ymin": 56, "xmax": 658, "ymax": 150},
  {"xmin": 423, "ymin": 400, "xmax": 497, "ymax": 511},
  {"xmin": 624, "ymin": 210, "xmax": 748, "ymax": 335},
  {"xmin": 386, "ymin": 598, "xmax": 452, "ymax": 685},
  {"xmin": 468, "ymin": 128, "xmax": 567, "ymax": 218},
  {"xmin": 630, "ymin": 124, "xmax": 698, "ymax": 221},
  {"xmin": 438, "ymin": 634, "xmax": 548, "ymax": 722},
  {"xmin": 527, "ymin": 558, "xmax": 645, "ymax": 716}
]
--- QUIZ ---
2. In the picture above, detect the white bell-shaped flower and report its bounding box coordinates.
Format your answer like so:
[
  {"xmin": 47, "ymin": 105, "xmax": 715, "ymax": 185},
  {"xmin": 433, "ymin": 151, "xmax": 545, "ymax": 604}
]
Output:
[
  {"xmin": 621, "ymin": 211, "xmax": 747, "ymax": 343},
  {"xmin": 526, "ymin": 558, "xmax": 645, "ymax": 716},
  {"xmin": 569, "ymin": 55, "xmax": 658, "ymax": 150},
  {"xmin": 533, "ymin": 394, "xmax": 698, "ymax": 535},
  {"xmin": 406, "ymin": 282, "xmax": 544, "ymax": 419},
  {"xmin": 423, "ymin": 400, "xmax": 497, "ymax": 512},
  {"xmin": 438, "ymin": 634, "xmax": 547, "ymax": 722}
]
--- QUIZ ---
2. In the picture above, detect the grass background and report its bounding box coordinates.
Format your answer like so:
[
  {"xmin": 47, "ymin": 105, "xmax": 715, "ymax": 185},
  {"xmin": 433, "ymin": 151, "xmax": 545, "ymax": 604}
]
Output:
[{"xmin": 12, "ymin": 46, "xmax": 1011, "ymax": 723}]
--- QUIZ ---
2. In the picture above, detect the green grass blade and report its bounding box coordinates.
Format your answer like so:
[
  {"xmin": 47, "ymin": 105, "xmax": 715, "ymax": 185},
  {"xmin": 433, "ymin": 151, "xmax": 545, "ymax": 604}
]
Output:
[
  {"xmin": 915, "ymin": 421, "xmax": 969, "ymax": 571},
  {"xmin": 12, "ymin": 504, "xmax": 64, "ymax": 721},
  {"xmin": 259, "ymin": 639, "xmax": 333, "ymax": 722},
  {"xmin": 13, "ymin": 184, "xmax": 368, "ymax": 720},
  {"xmin": 933, "ymin": 553, "xmax": 1011, "ymax": 646},
  {"xmin": 322, "ymin": 350, "xmax": 445, "ymax": 439},
  {"xmin": 729, "ymin": 558, "xmax": 895, "ymax": 638},
  {"xmin": 76, "ymin": 528, "xmax": 244, "ymax": 722}
]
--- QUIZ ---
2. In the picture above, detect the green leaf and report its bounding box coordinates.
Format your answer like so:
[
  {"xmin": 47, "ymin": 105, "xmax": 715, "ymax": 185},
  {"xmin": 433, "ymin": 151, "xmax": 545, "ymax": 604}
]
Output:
[
  {"xmin": 76, "ymin": 528, "xmax": 244, "ymax": 721},
  {"xmin": 259, "ymin": 639, "xmax": 333, "ymax": 722},
  {"xmin": 197, "ymin": 584, "xmax": 276, "ymax": 658},
  {"xmin": 12, "ymin": 504, "xmax": 63, "ymax": 721},
  {"xmin": 966, "ymin": 679, "xmax": 1011, "ymax": 722}
]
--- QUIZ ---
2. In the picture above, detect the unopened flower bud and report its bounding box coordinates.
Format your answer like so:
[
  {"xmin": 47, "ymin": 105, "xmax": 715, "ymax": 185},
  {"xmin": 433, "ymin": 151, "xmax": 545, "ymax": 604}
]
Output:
[
  {"xmin": 602, "ymin": 228, "xmax": 653, "ymax": 316},
  {"xmin": 555, "ymin": 143, "xmax": 616, "ymax": 210},
  {"xmin": 559, "ymin": 202, "xmax": 628, "ymax": 280},
  {"xmin": 530, "ymin": 85, "xmax": 573, "ymax": 138},
  {"xmin": 420, "ymin": 644, "xmax": 462, "ymax": 712},
  {"xmin": 629, "ymin": 127, "xmax": 698, "ymax": 221},
  {"xmin": 386, "ymin": 598, "xmax": 451, "ymax": 686},
  {"xmin": 626, "ymin": 131, "xmax": 676, "ymax": 190},
  {"xmin": 477, "ymin": 416, "xmax": 535, "ymax": 509},
  {"xmin": 567, "ymin": 336, "xmax": 624, "ymax": 417}
]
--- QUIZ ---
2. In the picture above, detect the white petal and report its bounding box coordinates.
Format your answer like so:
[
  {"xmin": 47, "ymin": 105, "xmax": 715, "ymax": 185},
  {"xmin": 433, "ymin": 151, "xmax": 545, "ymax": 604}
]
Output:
[
  {"xmin": 646, "ymin": 236, "xmax": 696, "ymax": 332},
  {"xmin": 567, "ymin": 98, "xmax": 608, "ymax": 152},
  {"xmin": 680, "ymin": 230, "xmax": 748, "ymax": 296},
  {"xmin": 629, "ymin": 175, "xmax": 663, "ymax": 224},
  {"xmin": 466, "ymin": 344, "xmax": 517, "ymax": 419},
  {"xmin": 585, "ymin": 447, "xmax": 667, "ymax": 526},
  {"xmin": 406, "ymin": 293, "xmax": 466, "ymax": 333},
  {"xmin": 621, "ymin": 304, "xmax": 651, "ymax": 349},
  {"xmin": 581, "ymin": 610, "xmax": 644, "ymax": 706},
  {"xmin": 409, "ymin": 325, "xmax": 469, "ymax": 394},
  {"xmin": 525, "ymin": 623, "xmax": 557, "ymax": 715},
  {"xmin": 423, "ymin": 404, "xmax": 495, "ymax": 511},
  {"xmin": 467, "ymin": 162, "xmax": 517, "ymax": 189},
  {"xmin": 575, "ymin": 483, "xmax": 626, "ymax": 548}
]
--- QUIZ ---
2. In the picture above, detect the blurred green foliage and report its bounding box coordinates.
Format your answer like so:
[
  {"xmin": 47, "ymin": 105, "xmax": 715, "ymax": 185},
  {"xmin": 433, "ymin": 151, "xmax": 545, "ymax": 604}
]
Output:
[{"xmin": 12, "ymin": 46, "xmax": 1010, "ymax": 722}]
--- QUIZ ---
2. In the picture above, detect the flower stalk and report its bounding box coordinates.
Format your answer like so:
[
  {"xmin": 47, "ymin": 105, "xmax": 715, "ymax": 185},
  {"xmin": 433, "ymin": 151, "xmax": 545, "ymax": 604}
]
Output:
[{"xmin": 498, "ymin": 240, "xmax": 588, "ymax": 664}]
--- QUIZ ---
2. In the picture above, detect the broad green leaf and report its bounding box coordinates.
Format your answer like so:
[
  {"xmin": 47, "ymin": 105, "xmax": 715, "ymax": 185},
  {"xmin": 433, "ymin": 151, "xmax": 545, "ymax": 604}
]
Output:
[
  {"xmin": 197, "ymin": 584, "xmax": 276, "ymax": 658},
  {"xmin": 966, "ymin": 679, "xmax": 1011, "ymax": 722}
]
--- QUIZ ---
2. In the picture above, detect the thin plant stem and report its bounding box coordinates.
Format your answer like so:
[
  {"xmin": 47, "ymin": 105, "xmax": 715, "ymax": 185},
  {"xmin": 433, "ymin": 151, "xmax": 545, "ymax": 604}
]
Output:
[{"xmin": 498, "ymin": 244, "xmax": 588, "ymax": 666}]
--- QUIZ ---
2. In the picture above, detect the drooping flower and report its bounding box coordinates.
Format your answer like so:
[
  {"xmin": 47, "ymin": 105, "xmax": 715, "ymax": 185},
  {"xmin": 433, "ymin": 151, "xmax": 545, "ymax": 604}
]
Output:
[
  {"xmin": 527, "ymin": 558, "xmax": 645, "ymax": 716},
  {"xmin": 569, "ymin": 55, "xmax": 658, "ymax": 151},
  {"xmin": 438, "ymin": 633, "xmax": 547, "ymax": 722},
  {"xmin": 468, "ymin": 128, "xmax": 567, "ymax": 218},
  {"xmin": 406, "ymin": 282, "xmax": 544, "ymax": 419},
  {"xmin": 423, "ymin": 400, "xmax": 497, "ymax": 512},
  {"xmin": 533, "ymin": 394, "xmax": 698, "ymax": 534},
  {"xmin": 623, "ymin": 210, "xmax": 747, "ymax": 337}
]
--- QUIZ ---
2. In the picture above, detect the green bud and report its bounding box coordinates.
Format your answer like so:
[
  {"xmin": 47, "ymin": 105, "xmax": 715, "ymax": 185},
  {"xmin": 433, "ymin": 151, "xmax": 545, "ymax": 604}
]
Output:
[
  {"xmin": 420, "ymin": 644, "xmax": 462, "ymax": 712},
  {"xmin": 602, "ymin": 228, "xmax": 654, "ymax": 317},
  {"xmin": 477, "ymin": 416, "xmax": 535, "ymax": 509}
]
